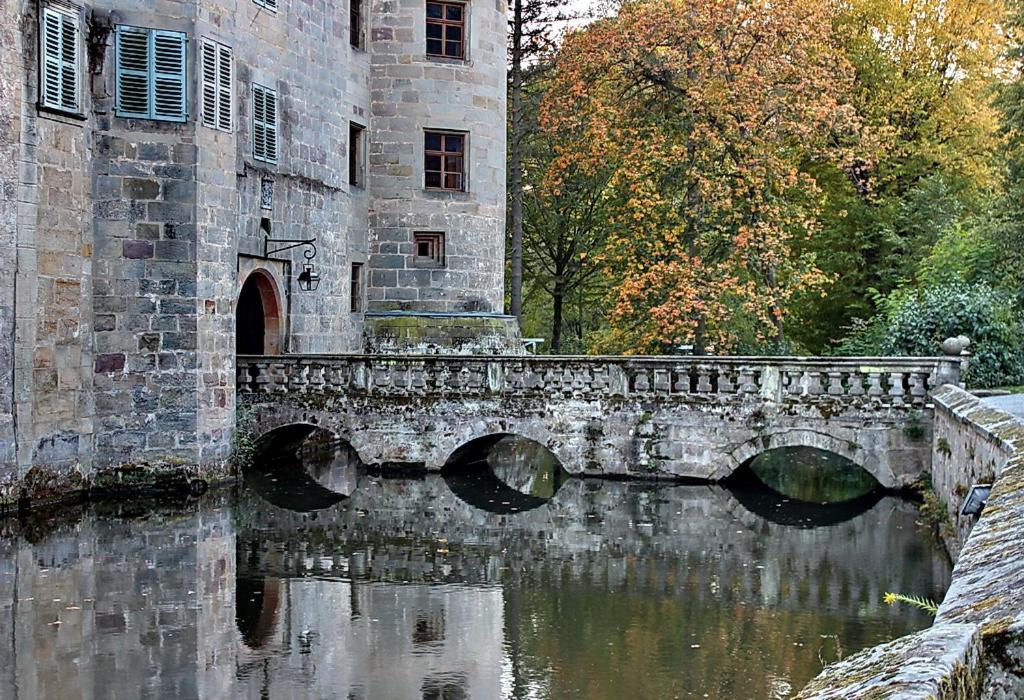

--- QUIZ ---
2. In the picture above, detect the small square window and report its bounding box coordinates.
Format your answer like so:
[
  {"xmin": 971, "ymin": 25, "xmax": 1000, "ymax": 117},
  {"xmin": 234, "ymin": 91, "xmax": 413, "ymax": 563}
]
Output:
[
  {"xmin": 253, "ymin": 0, "xmax": 278, "ymax": 12},
  {"xmin": 413, "ymin": 232, "xmax": 445, "ymax": 267},
  {"xmin": 349, "ymin": 122, "xmax": 366, "ymax": 188},
  {"xmin": 426, "ymin": 1, "xmax": 466, "ymax": 60},
  {"xmin": 424, "ymin": 131, "xmax": 465, "ymax": 192}
]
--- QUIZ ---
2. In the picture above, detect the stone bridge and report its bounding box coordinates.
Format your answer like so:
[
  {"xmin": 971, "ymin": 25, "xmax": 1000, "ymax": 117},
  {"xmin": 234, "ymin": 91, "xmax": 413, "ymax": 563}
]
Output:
[{"xmin": 236, "ymin": 354, "xmax": 963, "ymax": 488}]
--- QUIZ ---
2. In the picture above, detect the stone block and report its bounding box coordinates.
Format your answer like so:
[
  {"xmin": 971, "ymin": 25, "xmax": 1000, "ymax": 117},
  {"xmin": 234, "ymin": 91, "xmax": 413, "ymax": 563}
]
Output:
[
  {"xmin": 123, "ymin": 240, "xmax": 154, "ymax": 259},
  {"xmin": 94, "ymin": 353, "xmax": 126, "ymax": 374}
]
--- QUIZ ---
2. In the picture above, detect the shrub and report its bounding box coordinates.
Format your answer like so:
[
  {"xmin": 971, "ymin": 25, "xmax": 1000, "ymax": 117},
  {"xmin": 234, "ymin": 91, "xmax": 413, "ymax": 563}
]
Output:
[{"xmin": 838, "ymin": 282, "xmax": 1024, "ymax": 388}]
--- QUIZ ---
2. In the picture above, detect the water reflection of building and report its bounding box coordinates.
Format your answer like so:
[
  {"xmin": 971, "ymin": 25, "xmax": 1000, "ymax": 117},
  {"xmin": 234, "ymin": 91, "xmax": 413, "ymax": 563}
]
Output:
[
  {"xmin": 0, "ymin": 475, "xmax": 951, "ymax": 699},
  {"xmin": 232, "ymin": 576, "xmax": 503, "ymax": 699}
]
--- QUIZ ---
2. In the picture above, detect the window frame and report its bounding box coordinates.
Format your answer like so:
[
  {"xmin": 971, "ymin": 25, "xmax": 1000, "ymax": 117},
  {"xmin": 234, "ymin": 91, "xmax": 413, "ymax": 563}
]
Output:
[
  {"xmin": 200, "ymin": 38, "xmax": 233, "ymax": 132},
  {"xmin": 349, "ymin": 121, "xmax": 366, "ymax": 188},
  {"xmin": 253, "ymin": 0, "xmax": 278, "ymax": 13},
  {"xmin": 412, "ymin": 231, "xmax": 446, "ymax": 268},
  {"xmin": 350, "ymin": 262, "xmax": 364, "ymax": 313},
  {"xmin": 350, "ymin": 0, "xmax": 365, "ymax": 50},
  {"xmin": 114, "ymin": 25, "xmax": 188, "ymax": 123},
  {"xmin": 425, "ymin": 0, "xmax": 467, "ymax": 61},
  {"xmin": 39, "ymin": 3, "xmax": 83, "ymax": 116},
  {"xmin": 252, "ymin": 82, "xmax": 279, "ymax": 164},
  {"xmin": 423, "ymin": 130, "xmax": 466, "ymax": 192}
]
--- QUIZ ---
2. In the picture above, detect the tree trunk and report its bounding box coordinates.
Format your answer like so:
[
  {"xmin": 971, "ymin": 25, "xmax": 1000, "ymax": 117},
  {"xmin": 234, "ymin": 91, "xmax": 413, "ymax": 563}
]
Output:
[
  {"xmin": 509, "ymin": 0, "xmax": 524, "ymax": 323},
  {"xmin": 552, "ymin": 278, "xmax": 564, "ymax": 353}
]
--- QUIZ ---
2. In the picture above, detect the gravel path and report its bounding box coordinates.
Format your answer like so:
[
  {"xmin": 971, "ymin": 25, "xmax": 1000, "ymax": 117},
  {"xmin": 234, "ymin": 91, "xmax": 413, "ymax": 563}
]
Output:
[{"xmin": 982, "ymin": 394, "xmax": 1024, "ymax": 420}]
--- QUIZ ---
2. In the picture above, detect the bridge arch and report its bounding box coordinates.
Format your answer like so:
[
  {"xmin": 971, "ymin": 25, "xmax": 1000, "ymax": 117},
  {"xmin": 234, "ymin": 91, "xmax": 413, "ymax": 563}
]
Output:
[
  {"xmin": 434, "ymin": 421, "xmax": 571, "ymax": 472},
  {"xmin": 237, "ymin": 267, "xmax": 286, "ymax": 355},
  {"xmin": 720, "ymin": 429, "xmax": 894, "ymax": 488}
]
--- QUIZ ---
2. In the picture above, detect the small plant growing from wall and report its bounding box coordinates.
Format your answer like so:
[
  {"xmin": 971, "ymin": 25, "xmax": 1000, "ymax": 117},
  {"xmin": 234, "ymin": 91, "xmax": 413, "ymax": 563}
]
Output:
[
  {"xmin": 903, "ymin": 409, "xmax": 926, "ymax": 440},
  {"xmin": 884, "ymin": 592, "xmax": 938, "ymax": 616},
  {"xmin": 231, "ymin": 406, "xmax": 258, "ymax": 471}
]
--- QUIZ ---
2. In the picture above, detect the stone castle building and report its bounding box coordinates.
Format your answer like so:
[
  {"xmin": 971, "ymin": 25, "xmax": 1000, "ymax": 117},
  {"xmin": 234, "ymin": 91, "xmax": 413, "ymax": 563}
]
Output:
[{"xmin": 0, "ymin": 0, "xmax": 512, "ymax": 504}]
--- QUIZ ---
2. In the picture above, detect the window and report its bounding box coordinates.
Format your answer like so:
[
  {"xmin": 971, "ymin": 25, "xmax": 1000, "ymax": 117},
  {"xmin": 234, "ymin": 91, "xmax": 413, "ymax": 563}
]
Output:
[
  {"xmin": 115, "ymin": 26, "xmax": 187, "ymax": 122},
  {"xmin": 350, "ymin": 0, "xmax": 364, "ymax": 49},
  {"xmin": 350, "ymin": 263, "xmax": 363, "ymax": 312},
  {"xmin": 252, "ymin": 83, "xmax": 278, "ymax": 163},
  {"xmin": 40, "ymin": 5, "xmax": 81, "ymax": 114},
  {"xmin": 253, "ymin": 0, "xmax": 278, "ymax": 12},
  {"xmin": 413, "ymin": 232, "xmax": 445, "ymax": 267},
  {"xmin": 349, "ymin": 122, "xmax": 366, "ymax": 187},
  {"xmin": 424, "ymin": 131, "xmax": 465, "ymax": 191},
  {"xmin": 200, "ymin": 39, "xmax": 233, "ymax": 132},
  {"xmin": 426, "ymin": 1, "xmax": 465, "ymax": 60}
]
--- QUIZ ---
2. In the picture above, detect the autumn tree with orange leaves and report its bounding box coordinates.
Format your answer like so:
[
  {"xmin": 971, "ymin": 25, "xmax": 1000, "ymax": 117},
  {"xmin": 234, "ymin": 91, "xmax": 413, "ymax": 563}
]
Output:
[{"xmin": 541, "ymin": 0, "xmax": 858, "ymax": 354}]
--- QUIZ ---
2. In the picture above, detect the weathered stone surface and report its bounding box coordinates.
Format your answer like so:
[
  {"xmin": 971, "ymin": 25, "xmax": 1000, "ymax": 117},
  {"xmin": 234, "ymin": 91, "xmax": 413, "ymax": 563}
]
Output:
[
  {"xmin": 796, "ymin": 623, "xmax": 982, "ymax": 699},
  {"xmin": 237, "ymin": 355, "xmax": 957, "ymax": 484},
  {"xmin": 931, "ymin": 385, "xmax": 1021, "ymax": 559},
  {"xmin": 799, "ymin": 384, "xmax": 1024, "ymax": 698}
]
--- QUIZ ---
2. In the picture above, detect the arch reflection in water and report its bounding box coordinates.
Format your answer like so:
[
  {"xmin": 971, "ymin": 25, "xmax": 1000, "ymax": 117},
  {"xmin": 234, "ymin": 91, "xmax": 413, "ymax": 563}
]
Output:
[
  {"xmin": 726, "ymin": 446, "xmax": 885, "ymax": 527},
  {"xmin": 246, "ymin": 431, "xmax": 362, "ymax": 513},
  {"xmin": 442, "ymin": 434, "xmax": 570, "ymax": 514}
]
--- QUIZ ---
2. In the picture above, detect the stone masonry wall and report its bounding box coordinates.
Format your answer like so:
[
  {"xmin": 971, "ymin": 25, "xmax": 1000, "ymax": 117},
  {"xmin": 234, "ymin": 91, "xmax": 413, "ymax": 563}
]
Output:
[
  {"xmin": 0, "ymin": 0, "xmax": 24, "ymax": 501},
  {"xmin": 89, "ymin": 2, "xmax": 202, "ymax": 469},
  {"xmin": 931, "ymin": 388, "xmax": 1018, "ymax": 560},
  {"xmin": 9, "ymin": 0, "xmax": 95, "ymax": 500},
  {"xmin": 798, "ymin": 386, "xmax": 1024, "ymax": 699},
  {"xmin": 367, "ymin": 0, "xmax": 507, "ymax": 314}
]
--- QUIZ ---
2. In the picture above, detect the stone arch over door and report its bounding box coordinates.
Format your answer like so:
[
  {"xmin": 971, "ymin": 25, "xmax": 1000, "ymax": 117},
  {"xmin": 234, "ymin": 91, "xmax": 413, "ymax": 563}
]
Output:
[{"xmin": 237, "ymin": 268, "xmax": 286, "ymax": 355}]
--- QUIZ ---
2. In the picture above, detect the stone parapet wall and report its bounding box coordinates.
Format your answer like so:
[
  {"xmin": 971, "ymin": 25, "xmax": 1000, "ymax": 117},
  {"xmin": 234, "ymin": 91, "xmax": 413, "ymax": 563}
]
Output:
[
  {"xmin": 797, "ymin": 385, "xmax": 1024, "ymax": 699},
  {"xmin": 931, "ymin": 386, "xmax": 1020, "ymax": 559}
]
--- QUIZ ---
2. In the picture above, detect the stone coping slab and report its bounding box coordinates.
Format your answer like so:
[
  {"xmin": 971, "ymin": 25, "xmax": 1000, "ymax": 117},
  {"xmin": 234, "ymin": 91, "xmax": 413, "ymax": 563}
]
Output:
[{"xmin": 795, "ymin": 623, "xmax": 982, "ymax": 699}]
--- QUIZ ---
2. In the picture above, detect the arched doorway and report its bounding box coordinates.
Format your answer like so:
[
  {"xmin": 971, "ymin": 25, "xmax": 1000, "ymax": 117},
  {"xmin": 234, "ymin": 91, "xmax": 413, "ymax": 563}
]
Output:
[{"xmin": 237, "ymin": 270, "xmax": 284, "ymax": 355}]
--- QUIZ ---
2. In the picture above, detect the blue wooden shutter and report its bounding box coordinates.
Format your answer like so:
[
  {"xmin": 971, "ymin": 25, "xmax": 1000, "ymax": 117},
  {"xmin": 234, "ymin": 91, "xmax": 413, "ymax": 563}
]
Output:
[
  {"xmin": 41, "ymin": 6, "xmax": 81, "ymax": 113},
  {"xmin": 115, "ymin": 26, "xmax": 151, "ymax": 118},
  {"xmin": 152, "ymin": 30, "xmax": 187, "ymax": 121},
  {"xmin": 116, "ymin": 26, "xmax": 187, "ymax": 121}
]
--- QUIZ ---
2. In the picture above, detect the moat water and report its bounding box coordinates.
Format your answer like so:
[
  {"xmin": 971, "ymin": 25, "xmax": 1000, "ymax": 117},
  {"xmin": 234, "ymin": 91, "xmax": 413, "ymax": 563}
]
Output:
[{"xmin": 0, "ymin": 440, "xmax": 950, "ymax": 699}]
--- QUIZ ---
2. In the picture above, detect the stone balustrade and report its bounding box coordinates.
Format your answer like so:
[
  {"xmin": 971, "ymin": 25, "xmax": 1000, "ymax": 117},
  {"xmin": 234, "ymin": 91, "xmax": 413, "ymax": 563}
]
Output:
[{"xmin": 236, "ymin": 354, "xmax": 961, "ymax": 406}]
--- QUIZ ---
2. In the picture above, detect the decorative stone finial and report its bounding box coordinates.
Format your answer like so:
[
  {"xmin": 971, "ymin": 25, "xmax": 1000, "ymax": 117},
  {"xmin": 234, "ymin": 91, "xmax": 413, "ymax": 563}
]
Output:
[{"xmin": 942, "ymin": 336, "xmax": 970, "ymax": 356}]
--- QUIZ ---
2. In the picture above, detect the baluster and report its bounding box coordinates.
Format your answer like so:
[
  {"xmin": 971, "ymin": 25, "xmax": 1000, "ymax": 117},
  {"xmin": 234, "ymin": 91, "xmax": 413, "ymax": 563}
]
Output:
[
  {"xmin": 909, "ymin": 372, "xmax": 927, "ymax": 399},
  {"xmin": 804, "ymin": 371, "xmax": 823, "ymax": 396},
  {"xmin": 653, "ymin": 368, "xmax": 671, "ymax": 393},
  {"xmin": 826, "ymin": 371, "xmax": 844, "ymax": 396},
  {"xmin": 866, "ymin": 372, "xmax": 884, "ymax": 397},
  {"xmin": 697, "ymin": 367, "xmax": 713, "ymax": 393},
  {"xmin": 888, "ymin": 372, "xmax": 906, "ymax": 404},
  {"xmin": 290, "ymin": 363, "xmax": 310, "ymax": 393},
  {"xmin": 307, "ymin": 364, "xmax": 326, "ymax": 391},
  {"xmin": 738, "ymin": 367, "xmax": 758, "ymax": 394},
  {"xmin": 673, "ymin": 367, "xmax": 689, "ymax": 394},
  {"xmin": 633, "ymin": 368, "xmax": 650, "ymax": 394},
  {"xmin": 785, "ymin": 370, "xmax": 803, "ymax": 396},
  {"xmin": 591, "ymin": 366, "xmax": 609, "ymax": 394},
  {"xmin": 253, "ymin": 362, "xmax": 272, "ymax": 394},
  {"xmin": 717, "ymin": 367, "xmax": 736, "ymax": 394},
  {"xmin": 270, "ymin": 363, "xmax": 289, "ymax": 393},
  {"xmin": 847, "ymin": 372, "xmax": 866, "ymax": 397}
]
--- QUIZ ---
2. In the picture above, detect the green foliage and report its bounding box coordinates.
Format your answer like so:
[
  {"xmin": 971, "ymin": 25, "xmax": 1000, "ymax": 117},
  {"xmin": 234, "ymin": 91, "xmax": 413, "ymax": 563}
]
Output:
[
  {"xmin": 231, "ymin": 406, "xmax": 258, "ymax": 470},
  {"xmin": 838, "ymin": 282, "xmax": 1024, "ymax": 388}
]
